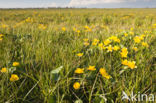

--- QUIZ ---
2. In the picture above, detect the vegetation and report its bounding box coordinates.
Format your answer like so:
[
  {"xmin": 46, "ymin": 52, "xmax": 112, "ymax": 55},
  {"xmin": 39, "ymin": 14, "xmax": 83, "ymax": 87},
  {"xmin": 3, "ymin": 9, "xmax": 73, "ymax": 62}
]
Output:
[{"xmin": 0, "ymin": 9, "xmax": 156, "ymax": 103}]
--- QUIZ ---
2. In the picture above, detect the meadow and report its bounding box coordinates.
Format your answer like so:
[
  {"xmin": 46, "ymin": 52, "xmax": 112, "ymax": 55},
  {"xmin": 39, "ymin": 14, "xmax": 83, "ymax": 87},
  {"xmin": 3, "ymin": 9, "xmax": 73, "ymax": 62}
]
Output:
[{"xmin": 0, "ymin": 8, "xmax": 156, "ymax": 103}]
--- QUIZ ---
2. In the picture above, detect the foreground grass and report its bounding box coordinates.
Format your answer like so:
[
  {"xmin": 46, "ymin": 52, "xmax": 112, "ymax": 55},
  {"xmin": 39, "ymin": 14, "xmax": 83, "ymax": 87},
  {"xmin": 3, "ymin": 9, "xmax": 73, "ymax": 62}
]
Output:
[{"xmin": 0, "ymin": 9, "xmax": 156, "ymax": 103}]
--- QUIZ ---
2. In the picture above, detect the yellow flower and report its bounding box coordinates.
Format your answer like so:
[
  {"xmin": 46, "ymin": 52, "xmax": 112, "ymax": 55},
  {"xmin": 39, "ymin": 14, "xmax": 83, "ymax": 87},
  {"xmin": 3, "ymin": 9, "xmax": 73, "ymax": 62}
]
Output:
[
  {"xmin": 120, "ymin": 48, "xmax": 128, "ymax": 58},
  {"xmin": 75, "ymin": 68, "xmax": 84, "ymax": 74},
  {"xmin": 10, "ymin": 74, "xmax": 19, "ymax": 82},
  {"xmin": 83, "ymin": 38, "xmax": 89, "ymax": 42},
  {"xmin": 142, "ymin": 42, "xmax": 149, "ymax": 48},
  {"xmin": 1, "ymin": 67, "xmax": 7, "ymax": 73},
  {"xmin": 109, "ymin": 36, "xmax": 120, "ymax": 43},
  {"xmin": 107, "ymin": 45, "xmax": 113, "ymax": 52},
  {"xmin": 76, "ymin": 53, "xmax": 83, "ymax": 57},
  {"xmin": 77, "ymin": 30, "xmax": 80, "ymax": 33},
  {"xmin": 130, "ymin": 27, "xmax": 133, "ymax": 31},
  {"xmin": 104, "ymin": 39, "xmax": 111, "ymax": 46},
  {"xmin": 92, "ymin": 42, "xmax": 97, "ymax": 46},
  {"xmin": 127, "ymin": 61, "xmax": 137, "ymax": 69},
  {"xmin": 1, "ymin": 24, "xmax": 8, "ymax": 28},
  {"xmin": 109, "ymin": 36, "xmax": 116, "ymax": 40},
  {"xmin": 120, "ymin": 52, "xmax": 128, "ymax": 58},
  {"xmin": 25, "ymin": 17, "xmax": 33, "ymax": 23},
  {"xmin": 13, "ymin": 62, "xmax": 20, "ymax": 66},
  {"xmin": 122, "ymin": 59, "xmax": 128, "ymax": 66},
  {"xmin": 152, "ymin": 24, "xmax": 156, "ymax": 28},
  {"xmin": 87, "ymin": 66, "xmax": 96, "ymax": 71},
  {"xmin": 84, "ymin": 42, "xmax": 89, "ymax": 46},
  {"xmin": 99, "ymin": 68, "xmax": 111, "ymax": 79},
  {"xmin": 122, "ymin": 48, "xmax": 128, "ymax": 52},
  {"xmin": 133, "ymin": 47, "xmax": 138, "ymax": 52},
  {"xmin": 98, "ymin": 43, "xmax": 104, "ymax": 49},
  {"xmin": 73, "ymin": 27, "xmax": 76, "ymax": 31},
  {"xmin": 73, "ymin": 82, "xmax": 80, "ymax": 90},
  {"xmin": 124, "ymin": 33, "xmax": 128, "ymax": 37},
  {"xmin": 38, "ymin": 24, "xmax": 47, "ymax": 30},
  {"xmin": 134, "ymin": 36, "xmax": 141, "ymax": 43},
  {"xmin": 140, "ymin": 34, "xmax": 146, "ymax": 40},
  {"xmin": 113, "ymin": 46, "xmax": 120, "ymax": 51},
  {"xmin": 129, "ymin": 32, "xmax": 134, "ymax": 35},
  {"xmin": 84, "ymin": 25, "xmax": 89, "ymax": 29},
  {"xmin": 115, "ymin": 38, "xmax": 120, "ymax": 43},
  {"xmin": 62, "ymin": 27, "xmax": 66, "ymax": 31},
  {"xmin": 92, "ymin": 39, "xmax": 99, "ymax": 46}
]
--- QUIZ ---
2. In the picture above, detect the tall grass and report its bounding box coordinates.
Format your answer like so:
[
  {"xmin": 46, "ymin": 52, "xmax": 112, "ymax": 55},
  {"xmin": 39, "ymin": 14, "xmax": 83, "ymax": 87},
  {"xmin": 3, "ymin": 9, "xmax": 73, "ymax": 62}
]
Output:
[{"xmin": 0, "ymin": 9, "xmax": 156, "ymax": 103}]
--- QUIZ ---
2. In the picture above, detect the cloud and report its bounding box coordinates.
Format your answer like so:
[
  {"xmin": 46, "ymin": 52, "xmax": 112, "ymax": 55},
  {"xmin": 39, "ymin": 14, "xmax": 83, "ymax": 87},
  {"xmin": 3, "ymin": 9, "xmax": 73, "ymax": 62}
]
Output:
[
  {"xmin": 49, "ymin": 3, "xmax": 58, "ymax": 7},
  {"xmin": 68, "ymin": 0, "xmax": 139, "ymax": 7},
  {"xmin": 48, "ymin": 2, "xmax": 68, "ymax": 8}
]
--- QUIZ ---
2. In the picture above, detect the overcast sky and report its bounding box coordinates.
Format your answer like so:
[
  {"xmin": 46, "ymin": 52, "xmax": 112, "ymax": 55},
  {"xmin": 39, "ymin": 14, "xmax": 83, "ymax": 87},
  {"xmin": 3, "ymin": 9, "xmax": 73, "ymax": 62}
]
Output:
[{"xmin": 0, "ymin": 0, "xmax": 155, "ymax": 8}]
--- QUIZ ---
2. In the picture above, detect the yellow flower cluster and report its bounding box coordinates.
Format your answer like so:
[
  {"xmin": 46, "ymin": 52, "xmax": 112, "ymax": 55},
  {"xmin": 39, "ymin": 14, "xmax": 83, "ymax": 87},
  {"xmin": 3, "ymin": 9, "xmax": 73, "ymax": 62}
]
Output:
[
  {"xmin": 73, "ymin": 27, "xmax": 80, "ymax": 34},
  {"xmin": 134, "ymin": 36, "xmax": 141, "ymax": 43},
  {"xmin": 99, "ymin": 68, "xmax": 111, "ymax": 79},
  {"xmin": 74, "ymin": 66, "xmax": 96, "ymax": 74},
  {"xmin": 92, "ymin": 39, "xmax": 99, "ymax": 46},
  {"xmin": 38, "ymin": 24, "xmax": 47, "ymax": 30},
  {"xmin": 133, "ymin": 35, "xmax": 149, "ymax": 48},
  {"xmin": 74, "ymin": 66, "xmax": 110, "ymax": 78},
  {"xmin": 0, "ymin": 62, "xmax": 20, "ymax": 82},
  {"xmin": 83, "ymin": 36, "xmax": 121, "ymax": 52},
  {"xmin": 120, "ymin": 48, "xmax": 128, "ymax": 58},
  {"xmin": 13, "ymin": 21, "xmax": 25, "ymax": 28},
  {"xmin": 83, "ymin": 38, "xmax": 89, "ymax": 46},
  {"xmin": 73, "ymin": 66, "xmax": 111, "ymax": 90},
  {"xmin": 10, "ymin": 74, "xmax": 19, "ymax": 82},
  {"xmin": 107, "ymin": 45, "xmax": 113, "ymax": 52},
  {"xmin": 109, "ymin": 36, "xmax": 120, "ymax": 43},
  {"xmin": 142, "ymin": 42, "xmax": 149, "ymax": 48},
  {"xmin": 122, "ymin": 59, "xmax": 137, "ymax": 69},
  {"xmin": 124, "ymin": 33, "xmax": 128, "ymax": 37},
  {"xmin": 133, "ymin": 35, "xmax": 146, "ymax": 43},
  {"xmin": 113, "ymin": 46, "xmax": 120, "ymax": 51},
  {"xmin": 104, "ymin": 39, "xmax": 111, "ymax": 46},
  {"xmin": 133, "ymin": 47, "xmax": 138, "ymax": 52},
  {"xmin": 25, "ymin": 17, "xmax": 33, "ymax": 23},
  {"xmin": 1, "ymin": 24, "xmax": 8, "ymax": 28},
  {"xmin": 98, "ymin": 43, "xmax": 105, "ymax": 49},
  {"xmin": 84, "ymin": 26, "xmax": 92, "ymax": 32},
  {"xmin": 13, "ymin": 17, "xmax": 33, "ymax": 28}
]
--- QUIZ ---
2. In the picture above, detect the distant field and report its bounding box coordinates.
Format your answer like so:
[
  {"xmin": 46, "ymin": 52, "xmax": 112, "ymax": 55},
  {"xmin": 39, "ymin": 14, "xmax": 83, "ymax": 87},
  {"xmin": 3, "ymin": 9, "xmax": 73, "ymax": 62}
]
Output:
[{"xmin": 0, "ymin": 9, "xmax": 156, "ymax": 103}]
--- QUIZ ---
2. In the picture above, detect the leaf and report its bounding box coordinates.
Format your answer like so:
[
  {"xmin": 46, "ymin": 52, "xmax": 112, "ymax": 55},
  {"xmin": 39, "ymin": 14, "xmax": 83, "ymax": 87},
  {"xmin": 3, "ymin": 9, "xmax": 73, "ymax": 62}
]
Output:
[
  {"xmin": 50, "ymin": 66, "xmax": 63, "ymax": 81},
  {"xmin": 51, "ymin": 66, "xmax": 63, "ymax": 74}
]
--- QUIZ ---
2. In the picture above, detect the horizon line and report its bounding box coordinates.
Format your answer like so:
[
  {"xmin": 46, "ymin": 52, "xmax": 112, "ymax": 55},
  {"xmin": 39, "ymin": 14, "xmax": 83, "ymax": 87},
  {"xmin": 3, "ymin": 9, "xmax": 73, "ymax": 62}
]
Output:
[{"xmin": 0, "ymin": 7, "xmax": 156, "ymax": 9}]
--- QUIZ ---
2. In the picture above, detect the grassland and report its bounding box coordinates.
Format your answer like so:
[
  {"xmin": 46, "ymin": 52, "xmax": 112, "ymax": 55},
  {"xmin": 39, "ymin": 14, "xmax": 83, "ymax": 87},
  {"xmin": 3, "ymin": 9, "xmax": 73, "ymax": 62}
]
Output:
[{"xmin": 0, "ymin": 8, "xmax": 156, "ymax": 103}]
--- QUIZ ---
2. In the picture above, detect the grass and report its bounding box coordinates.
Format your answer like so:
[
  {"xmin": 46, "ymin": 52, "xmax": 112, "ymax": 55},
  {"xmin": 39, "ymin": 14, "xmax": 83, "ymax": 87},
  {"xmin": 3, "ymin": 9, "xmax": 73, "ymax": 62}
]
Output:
[{"xmin": 0, "ymin": 8, "xmax": 156, "ymax": 103}]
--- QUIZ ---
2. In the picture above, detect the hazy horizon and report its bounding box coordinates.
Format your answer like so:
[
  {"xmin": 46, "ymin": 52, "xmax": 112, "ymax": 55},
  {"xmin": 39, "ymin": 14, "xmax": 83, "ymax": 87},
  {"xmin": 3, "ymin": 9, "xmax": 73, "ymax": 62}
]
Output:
[{"xmin": 0, "ymin": 0, "xmax": 156, "ymax": 8}]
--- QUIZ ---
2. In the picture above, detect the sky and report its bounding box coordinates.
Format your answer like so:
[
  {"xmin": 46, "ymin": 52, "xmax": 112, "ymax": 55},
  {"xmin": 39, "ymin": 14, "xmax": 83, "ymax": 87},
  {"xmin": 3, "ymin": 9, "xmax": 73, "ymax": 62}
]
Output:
[{"xmin": 0, "ymin": 0, "xmax": 156, "ymax": 8}]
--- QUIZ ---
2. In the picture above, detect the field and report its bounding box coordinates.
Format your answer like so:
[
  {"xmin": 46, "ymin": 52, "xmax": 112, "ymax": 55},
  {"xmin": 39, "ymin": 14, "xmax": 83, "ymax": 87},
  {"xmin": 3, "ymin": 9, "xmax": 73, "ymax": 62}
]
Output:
[{"xmin": 0, "ymin": 8, "xmax": 156, "ymax": 103}]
